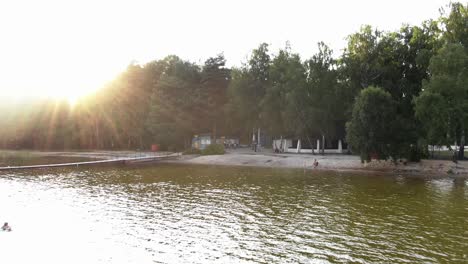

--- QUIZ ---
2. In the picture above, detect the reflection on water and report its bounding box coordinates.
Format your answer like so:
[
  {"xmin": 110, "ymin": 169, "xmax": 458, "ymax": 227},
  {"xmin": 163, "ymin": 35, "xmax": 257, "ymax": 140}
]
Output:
[{"xmin": 0, "ymin": 164, "xmax": 467, "ymax": 263}]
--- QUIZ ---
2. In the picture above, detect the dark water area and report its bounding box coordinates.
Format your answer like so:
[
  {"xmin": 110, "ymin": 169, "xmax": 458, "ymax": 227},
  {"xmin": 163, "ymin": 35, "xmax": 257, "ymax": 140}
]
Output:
[{"xmin": 0, "ymin": 164, "xmax": 467, "ymax": 263}]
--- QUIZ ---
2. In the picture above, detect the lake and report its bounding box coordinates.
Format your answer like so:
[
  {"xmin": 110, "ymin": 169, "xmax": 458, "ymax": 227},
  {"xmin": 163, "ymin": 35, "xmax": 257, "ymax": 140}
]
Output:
[{"xmin": 0, "ymin": 164, "xmax": 467, "ymax": 263}]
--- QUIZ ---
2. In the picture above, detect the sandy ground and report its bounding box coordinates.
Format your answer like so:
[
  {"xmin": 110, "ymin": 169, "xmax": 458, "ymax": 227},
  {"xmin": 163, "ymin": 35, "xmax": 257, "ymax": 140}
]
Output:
[
  {"xmin": 171, "ymin": 148, "xmax": 468, "ymax": 177},
  {"xmin": 3, "ymin": 149, "xmax": 468, "ymax": 176}
]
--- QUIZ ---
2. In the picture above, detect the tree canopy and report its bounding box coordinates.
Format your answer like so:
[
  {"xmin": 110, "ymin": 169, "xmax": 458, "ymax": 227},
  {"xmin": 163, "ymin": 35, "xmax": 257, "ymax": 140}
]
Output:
[
  {"xmin": 415, "ymin": 43, "xmax": 468, "ymax": 159},
  {"xmin": 0, "ymin": 2, "xmax": 466, "ymax": 161},
  {"xmin": 346, "ymin": 86, "xmax": 397, "ymax": 162}
]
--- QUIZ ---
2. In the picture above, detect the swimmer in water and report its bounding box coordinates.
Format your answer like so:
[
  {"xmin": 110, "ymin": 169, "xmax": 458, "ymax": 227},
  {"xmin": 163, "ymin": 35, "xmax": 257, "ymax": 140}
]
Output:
[
  {"xmin": 313, "ymin": 159, "xmax": 319, "ymax": 168},
  {"xmin": 2, "ymin": 222, "xmax": 12, "ymax": 232}
]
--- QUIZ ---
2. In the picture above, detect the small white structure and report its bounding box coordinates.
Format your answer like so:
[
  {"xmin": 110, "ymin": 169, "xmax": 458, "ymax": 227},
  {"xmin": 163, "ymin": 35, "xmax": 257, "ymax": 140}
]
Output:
[
  {"xmin": 429, "ymin": 145, "xmax": 467, "ymax": 152},
  {"xmin": 272, "ymin": 138, "xmax": 347, "ymax": 154},
  {"xmin": 272, "ymin": 138, "xmax": 292, "ymax": 153}
]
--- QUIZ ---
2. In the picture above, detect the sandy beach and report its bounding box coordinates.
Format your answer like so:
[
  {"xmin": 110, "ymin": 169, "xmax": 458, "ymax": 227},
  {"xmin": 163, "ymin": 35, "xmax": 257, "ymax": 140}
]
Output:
[
  {"xmin": 2, "ymin": 149, "xmax": 468, "ymax": 176},
  {"xmin": 171, "ymin": 148, "xmax": 468, "ymax": 177}
]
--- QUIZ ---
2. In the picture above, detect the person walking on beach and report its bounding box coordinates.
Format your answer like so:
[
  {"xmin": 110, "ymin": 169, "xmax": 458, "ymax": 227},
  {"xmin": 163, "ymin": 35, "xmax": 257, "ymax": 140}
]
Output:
[{"xmin": 313, "ymin": 159, "xmax": 319, "ymax": 168}]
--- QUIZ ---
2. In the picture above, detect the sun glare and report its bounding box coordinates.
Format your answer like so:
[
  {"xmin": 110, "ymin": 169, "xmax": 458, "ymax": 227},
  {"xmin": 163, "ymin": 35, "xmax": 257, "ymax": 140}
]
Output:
[
  {"xmin": 0, "ymin": 62, "xmax": 123, "ymax": 106},
  {"xmin": 51, "ymin": 88, "xmax": 81, "ymax": 106},
  {"xmin": 0, "ymin": 82, "xmax": 99, "ymax": 106}
]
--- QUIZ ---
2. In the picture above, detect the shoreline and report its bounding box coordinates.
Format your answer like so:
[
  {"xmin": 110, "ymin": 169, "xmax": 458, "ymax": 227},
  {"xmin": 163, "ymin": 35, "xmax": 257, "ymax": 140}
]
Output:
[
  {"xmin": 165, "ymin": 150, "xmax": 468, "ymax": 177},
  {"xmin": 1, "ymin": 149, "xmax": 467, "ymax": 177}
]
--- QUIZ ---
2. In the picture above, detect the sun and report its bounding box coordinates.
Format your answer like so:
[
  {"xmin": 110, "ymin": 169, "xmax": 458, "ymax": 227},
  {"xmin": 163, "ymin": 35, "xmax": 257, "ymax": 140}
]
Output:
[
  {"xmin": 31, "ymin": 85, "xmax": 95, "ymax": 107},
  {"xmin": 51, "ymin": 89, "xmax": 81, "ymax": 106},
  {"xmin": 67, "ymin": 94, "xmax": 80, "ymax": 106},
  {"xmin": 0, "ymin": 61, "xmax": 123, "ymax": 106},
  {"xmin": 0, "ymin": 81, "xmax": 99, "ymax": 107}
]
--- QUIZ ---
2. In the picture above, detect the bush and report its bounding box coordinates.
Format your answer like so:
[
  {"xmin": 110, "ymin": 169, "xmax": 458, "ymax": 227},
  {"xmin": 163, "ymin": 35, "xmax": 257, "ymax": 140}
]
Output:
[
  {"xmin": 201, "ymin": 144, "xmax": 225, "ymax": 155},
  {"xmin": 346, "ymin": 86, "xmax": 396, "ymax": 162}
]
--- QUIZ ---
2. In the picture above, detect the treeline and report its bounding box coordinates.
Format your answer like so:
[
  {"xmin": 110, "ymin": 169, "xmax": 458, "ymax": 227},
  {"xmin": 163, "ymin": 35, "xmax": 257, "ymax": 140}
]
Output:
[{"xmin": 0, "ymin": 3, "xmax": 466, "ymax": 161}]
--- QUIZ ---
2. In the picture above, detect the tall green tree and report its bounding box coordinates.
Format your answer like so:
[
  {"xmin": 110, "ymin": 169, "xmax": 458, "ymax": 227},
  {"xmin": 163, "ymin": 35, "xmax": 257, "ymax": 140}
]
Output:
[
  {"xmin": 262, "ymin": 45, "xmax": 305, "ymax": 138},
  {"xmin": 415, "ymin": 43, "xmax": 468, "ymax": 159},
  {"xmin": 249, "ymin": 43, "xmax": 271, "ymax": 140},
  {"xmin": 145, "ymin": 56, "xmax": 204, "ymax": 150},
  {"xmin": 225, "ymin": 43, "xmax": 271, "ymax": 142},
  {"xmin": 225, "ymin": 67, "xmax": 255, "ymax": 140},
  {"xmin": 440, "ymin": 2, "xmax": 468, "ymax": 48},
  {"xmin": 200, "ymin": 54, "xmax": 230, "ymax": 139},
  {"xmin": 304, "ymin": 42, "xmax": 343, "ymax": 151},
  {"xmin": 340, "ymin": 23, "xmax": 441, "ymax": 158},
  {"xmin": 346, "ymin": 86, "xmax": 397, "ymax": 162}
]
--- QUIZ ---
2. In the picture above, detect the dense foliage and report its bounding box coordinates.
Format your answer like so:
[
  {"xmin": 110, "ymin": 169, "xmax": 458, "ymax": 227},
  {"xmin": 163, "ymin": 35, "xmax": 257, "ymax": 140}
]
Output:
[
  {"xmin": 0, "ymin": 2, "xmax": 466, "ymax": 160},
  {"xmin": 201, "ymin": 144, "xmax": 225, "ymax": 155},
  {"xmin": 346, "ymin": 87, "xmax": 396, "ymax": 162},
  {"xmin": 415, "ymin": 43, "xmax": 468, "ymax": 159}
]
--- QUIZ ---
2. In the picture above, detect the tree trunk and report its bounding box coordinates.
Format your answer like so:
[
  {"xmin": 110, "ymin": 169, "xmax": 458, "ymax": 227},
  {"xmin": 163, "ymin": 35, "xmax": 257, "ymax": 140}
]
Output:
[
  {"xmin": 258, "ymin": 128, "xmax": 261, "ymax": 149},
  {"xmin": 213, "ymin": 122, "xmax": 217, "ymax": 143},
  {"xmin": 458, "ymin": 130, "xmax": 465, "ymax": 160},
  {"xmin": 321, "ymin": 134, "xmax": 325, "ymax": 154},
  {"xmin": 459, "ymin": 144, "xmax": 465, "ymax": 160}
]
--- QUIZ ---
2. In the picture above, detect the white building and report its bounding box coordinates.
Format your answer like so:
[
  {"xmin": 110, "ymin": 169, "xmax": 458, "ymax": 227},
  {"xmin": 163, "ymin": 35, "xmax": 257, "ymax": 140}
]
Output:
[{"xmin": 272, "ymin": 138, "xmax": 347, "ymax": 154}]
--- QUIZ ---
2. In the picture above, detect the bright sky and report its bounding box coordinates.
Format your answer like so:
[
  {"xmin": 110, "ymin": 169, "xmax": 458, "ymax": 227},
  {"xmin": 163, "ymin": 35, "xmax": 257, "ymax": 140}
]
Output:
[{"xmin": 0, "ymin": 0, "xmax": 452, "ymax": 102}]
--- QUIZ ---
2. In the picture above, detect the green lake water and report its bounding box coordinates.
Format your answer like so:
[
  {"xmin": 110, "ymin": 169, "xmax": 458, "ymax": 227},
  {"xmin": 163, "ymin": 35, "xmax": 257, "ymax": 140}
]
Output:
[{"xmin": 0, "ymin": 164, "xmax": 467, "ymax": 263}]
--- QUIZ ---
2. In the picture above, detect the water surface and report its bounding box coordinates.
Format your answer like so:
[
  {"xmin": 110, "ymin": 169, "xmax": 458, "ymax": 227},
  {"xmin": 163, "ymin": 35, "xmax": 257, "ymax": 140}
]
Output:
[{"xmin": 0, "ymin": 164, "xmax": 467, "ymax": 263}]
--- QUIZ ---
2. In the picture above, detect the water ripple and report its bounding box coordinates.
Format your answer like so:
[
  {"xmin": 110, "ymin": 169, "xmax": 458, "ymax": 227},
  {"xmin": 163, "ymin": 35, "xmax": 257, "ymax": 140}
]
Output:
[{"xmin": 0, "ymin": 165, "xmax": 467, "ymax": 263}]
